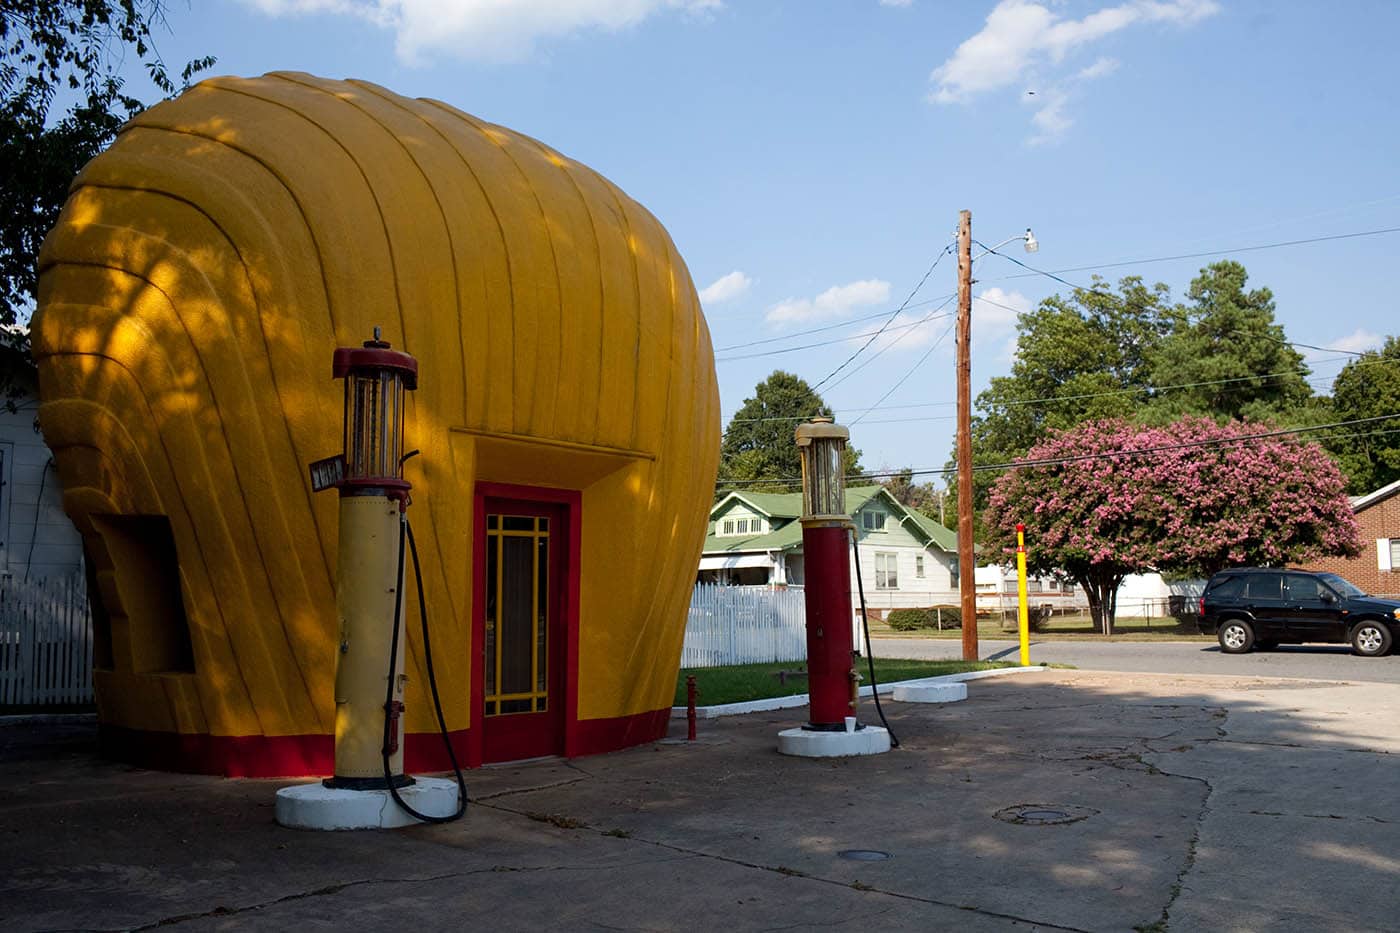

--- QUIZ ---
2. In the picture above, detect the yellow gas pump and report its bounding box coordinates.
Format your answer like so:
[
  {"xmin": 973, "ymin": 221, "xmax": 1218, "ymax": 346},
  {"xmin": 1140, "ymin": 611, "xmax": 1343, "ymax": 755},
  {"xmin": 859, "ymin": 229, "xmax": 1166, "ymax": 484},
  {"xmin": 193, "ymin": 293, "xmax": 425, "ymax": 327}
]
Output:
[
  {"xmin": 322, "ymin": 327, "xmax": 418, "ymax": 789},
  {"xmin": 279, "ymin": 327, "xmax": 463, "ymax": 829}
]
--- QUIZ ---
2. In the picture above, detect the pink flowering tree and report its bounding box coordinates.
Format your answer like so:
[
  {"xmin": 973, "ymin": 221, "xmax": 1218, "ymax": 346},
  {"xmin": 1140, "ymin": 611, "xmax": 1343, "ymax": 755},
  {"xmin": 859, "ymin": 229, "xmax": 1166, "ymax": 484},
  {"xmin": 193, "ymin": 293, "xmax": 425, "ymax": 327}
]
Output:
[{"xmin": 984, "ymin": 417, "xmax": 1361, "ymax": 634}]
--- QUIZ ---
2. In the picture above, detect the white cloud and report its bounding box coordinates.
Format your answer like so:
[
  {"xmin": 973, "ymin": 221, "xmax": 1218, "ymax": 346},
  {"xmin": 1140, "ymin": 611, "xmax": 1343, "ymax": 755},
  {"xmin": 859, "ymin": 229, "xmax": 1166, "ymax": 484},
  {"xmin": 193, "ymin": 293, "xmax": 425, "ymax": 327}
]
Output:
[
  {"xmin": 974, "ymin": 287, "xmax": 1031, "ymax": 358},
  {"xmin": 1303, "ymin": 328, "xmax": 1384, "ymax": 364},
  {"xmin": 879, "ymin": 0, "xmax": 913, "ymax": 6},
  {"xmin": 766, "ymin": 279, "xmax": 891, "ymax": 326},
  {"xmin": 1076, "ymin": 55, "xmax": 1121, "ymax": 81},
  {"xmin": 1027, "ymin": 56, "xmax": 1119, "ymax": 145},
  {"xmin": 930, "ymin": 0, "xmax": 1217, "ymax": 139},
  {"xmin": 239, "ymin": 0, "xmax": 721, "ymax": 64},
  {"xmin": 699, "ymin": 270, "xmax": 752, "ymax": 305}
]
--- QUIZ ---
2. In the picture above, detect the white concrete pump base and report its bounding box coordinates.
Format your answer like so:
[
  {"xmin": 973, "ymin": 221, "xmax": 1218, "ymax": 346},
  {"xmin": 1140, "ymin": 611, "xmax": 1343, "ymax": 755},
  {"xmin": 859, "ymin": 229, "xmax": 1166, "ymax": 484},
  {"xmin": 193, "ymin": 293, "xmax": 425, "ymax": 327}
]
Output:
[
  {"xmin": 777, "ymin": 725, "xmax": 891, "ymax": 758},
  {"xmin": 891, "ymin": 682, "xmax": 968, "ymax": 704},
  {"xmin": 275, "ymin": 776, "xmax": 459, "ymax": 830}
]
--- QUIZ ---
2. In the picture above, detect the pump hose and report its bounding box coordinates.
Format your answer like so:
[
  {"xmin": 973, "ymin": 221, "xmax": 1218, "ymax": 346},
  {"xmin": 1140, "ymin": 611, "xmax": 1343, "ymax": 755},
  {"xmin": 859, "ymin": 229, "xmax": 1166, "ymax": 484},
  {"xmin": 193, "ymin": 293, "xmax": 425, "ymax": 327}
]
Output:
[
  {"xmin": 851, "ymin": 530, "xmax": 900, "ymax": 748},
  {"xmin": 381, "ymin": 515, "xmax": 470, "ymax": 823}
]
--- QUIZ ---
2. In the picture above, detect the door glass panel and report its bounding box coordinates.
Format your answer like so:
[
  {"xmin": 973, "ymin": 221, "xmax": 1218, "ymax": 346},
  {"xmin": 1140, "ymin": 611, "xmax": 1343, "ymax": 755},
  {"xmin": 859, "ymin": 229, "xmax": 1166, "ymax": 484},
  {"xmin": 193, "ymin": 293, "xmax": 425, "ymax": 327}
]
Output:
[
  {"xmin": 500, "ymin": 536, "xmax": 534, "ymax": 696},
  {"xmin": 1243, "ymin": 574, "xmax": 1281, "ymax": 599},
  {"xmin": 1285, "ymin": 574, "xmax": 1324, "ymax": 601},
  {"xmin": 485, "ymin": 513, "xmax": 550, "ymax": 718}
]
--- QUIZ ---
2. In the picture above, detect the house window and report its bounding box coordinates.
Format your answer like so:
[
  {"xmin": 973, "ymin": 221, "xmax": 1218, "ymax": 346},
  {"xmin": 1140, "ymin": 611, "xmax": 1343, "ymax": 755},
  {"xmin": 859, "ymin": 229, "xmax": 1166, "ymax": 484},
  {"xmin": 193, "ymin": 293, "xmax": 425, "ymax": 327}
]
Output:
[
  {"xmin": 736, "ymin": 519, "xmax": 749, "ymax": 534},
  {"xmin": 721, "ymin": 520, "xmax": 734, "ymax": 535},
  {"xmin": 915, "ymin": 555, "xmax": 925, "ymax": 578},
  {"xmin": 862, "ymin": 510, "xmax": 886, "ymax": 531},
  {"xmin": 875, "ymin": 552, "xmax": 898, "ymax": 589},
  {"xmin": 950, "ymin": 559, "xmax": 959, "ymax": 588},
  {"xmin": 1027, "ymin": 579, "xmax": 1043, "ymax": 594},
  {"xmin": 1382, "ymin": 538, "xmax": 1398, "ymax": 572}
]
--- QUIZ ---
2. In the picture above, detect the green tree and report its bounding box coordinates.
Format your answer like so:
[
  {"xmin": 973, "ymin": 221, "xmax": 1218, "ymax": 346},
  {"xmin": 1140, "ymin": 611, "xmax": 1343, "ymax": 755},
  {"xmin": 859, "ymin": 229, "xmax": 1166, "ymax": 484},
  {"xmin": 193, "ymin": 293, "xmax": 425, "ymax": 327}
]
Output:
[
  {"xmin": 953, "ymin": 276, "xmax": 1172, "ymax": 531},
  {"xmin": 974, "ymin": 276, "xmax": 1171, "ymax": 456},
  {"xmin": 881, "ymin": 466, "xmax": 943, "ymax": 517},
  {"xmin": 719, "ymin": 371, "xmax": 861, "ymax": 493},
  {"xmin": 1322, "ymin": 335, "xmax": 1400, "ymax": 494},
  {"xmin": 1, "ymin": 1, "xmax": 214, "ymax": 326},
  {"xmin": 1144, "ymin": 261, "xmax": 1313, "ymax": 422}
]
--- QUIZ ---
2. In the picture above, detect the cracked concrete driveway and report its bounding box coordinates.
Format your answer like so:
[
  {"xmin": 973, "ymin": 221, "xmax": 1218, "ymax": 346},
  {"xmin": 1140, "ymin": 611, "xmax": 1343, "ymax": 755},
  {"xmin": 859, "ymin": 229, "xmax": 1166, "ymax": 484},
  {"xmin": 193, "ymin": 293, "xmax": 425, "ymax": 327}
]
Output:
[{"xmin": 3, "ymin": 670, "xmax": 1398, "ymax": 932}]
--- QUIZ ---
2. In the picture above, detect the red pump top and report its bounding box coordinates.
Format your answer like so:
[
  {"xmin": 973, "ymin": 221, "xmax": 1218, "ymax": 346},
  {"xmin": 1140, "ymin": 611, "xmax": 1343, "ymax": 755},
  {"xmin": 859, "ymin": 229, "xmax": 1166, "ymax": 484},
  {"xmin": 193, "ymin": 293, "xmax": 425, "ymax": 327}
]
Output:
[{"xmin": 332, "ymin": 335, "xmax": 418, "ymax": 388}]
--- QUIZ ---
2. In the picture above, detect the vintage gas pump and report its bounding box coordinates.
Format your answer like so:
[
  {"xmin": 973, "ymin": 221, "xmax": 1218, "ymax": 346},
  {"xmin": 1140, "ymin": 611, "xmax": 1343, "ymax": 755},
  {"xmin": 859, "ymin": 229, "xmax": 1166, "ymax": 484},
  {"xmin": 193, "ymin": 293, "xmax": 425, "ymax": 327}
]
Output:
[
  {"xmin": 777, "ymin": 417, "xmax": 890, "ymax": 757},
  {"xmin": 275, "ymin": 328, "xmax": 462, "ymax": 830},
  {"xmin": 326, "ymin": 328, "xmax": 418, "ymax": 789}
]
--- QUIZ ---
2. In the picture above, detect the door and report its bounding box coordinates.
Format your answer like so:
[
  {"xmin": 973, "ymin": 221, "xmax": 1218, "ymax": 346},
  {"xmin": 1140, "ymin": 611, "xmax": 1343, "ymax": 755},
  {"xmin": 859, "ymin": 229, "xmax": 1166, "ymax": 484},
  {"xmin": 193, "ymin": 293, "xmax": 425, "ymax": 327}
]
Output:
[
  {"xmin": 478, "ymin": 499, "xmax": 566, "ymax": 763},
  {"xmin": 1282, "ymin": 573, "xmax": 1347, "ymax": 644},
  {"xmin": 1239, "ymin": 572, "xmax": 1288, "ymax": 639}
]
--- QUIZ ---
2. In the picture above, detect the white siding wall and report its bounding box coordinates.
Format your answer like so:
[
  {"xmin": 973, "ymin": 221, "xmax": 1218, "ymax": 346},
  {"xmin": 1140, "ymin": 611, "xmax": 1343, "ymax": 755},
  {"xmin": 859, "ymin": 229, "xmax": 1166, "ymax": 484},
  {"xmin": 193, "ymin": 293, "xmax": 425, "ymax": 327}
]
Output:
[
  {"xmin": 0, "ymin": 397, "xmax": 83, "ymax": 582},
  {"xmin": 849, "ymin": 543, "xmax": 958, "ymax": 611}
]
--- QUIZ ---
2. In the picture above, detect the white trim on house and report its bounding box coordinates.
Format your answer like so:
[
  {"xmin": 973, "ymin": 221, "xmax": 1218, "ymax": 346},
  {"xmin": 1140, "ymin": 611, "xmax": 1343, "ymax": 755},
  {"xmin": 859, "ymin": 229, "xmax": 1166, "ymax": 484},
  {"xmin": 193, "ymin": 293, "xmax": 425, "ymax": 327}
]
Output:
[
  {"xmin": 698, "ymin": 553, "xmax": 776, "ymax": 571},
  {"xmin": 1352, "ymin": 479, "xmax": 1400, "ymax": 512}
]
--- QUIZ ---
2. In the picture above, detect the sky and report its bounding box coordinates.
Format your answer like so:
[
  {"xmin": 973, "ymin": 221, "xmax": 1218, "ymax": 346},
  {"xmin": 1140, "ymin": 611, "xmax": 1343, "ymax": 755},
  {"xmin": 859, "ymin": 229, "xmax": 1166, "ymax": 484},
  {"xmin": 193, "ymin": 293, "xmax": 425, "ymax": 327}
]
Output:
[{"xmin": 133, "ymin": 0, "xmax": 1400, "ymax": 480}]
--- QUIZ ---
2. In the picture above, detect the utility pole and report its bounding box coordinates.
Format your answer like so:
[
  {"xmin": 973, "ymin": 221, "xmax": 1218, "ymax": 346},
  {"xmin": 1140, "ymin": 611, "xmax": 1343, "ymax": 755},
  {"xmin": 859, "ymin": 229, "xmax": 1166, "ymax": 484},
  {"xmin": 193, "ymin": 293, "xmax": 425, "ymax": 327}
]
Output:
[{"xmin": 956, "ymin": 209, "xmax": 978, "ymax": 662}]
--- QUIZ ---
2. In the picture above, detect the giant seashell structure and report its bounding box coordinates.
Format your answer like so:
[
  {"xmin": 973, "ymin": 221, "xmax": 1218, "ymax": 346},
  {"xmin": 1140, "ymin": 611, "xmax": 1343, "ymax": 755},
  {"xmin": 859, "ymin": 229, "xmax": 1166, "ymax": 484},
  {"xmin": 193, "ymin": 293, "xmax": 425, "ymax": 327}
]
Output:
[{"xmin": 33, "ymin": 73, "xmax": 720, "ymax": 775}]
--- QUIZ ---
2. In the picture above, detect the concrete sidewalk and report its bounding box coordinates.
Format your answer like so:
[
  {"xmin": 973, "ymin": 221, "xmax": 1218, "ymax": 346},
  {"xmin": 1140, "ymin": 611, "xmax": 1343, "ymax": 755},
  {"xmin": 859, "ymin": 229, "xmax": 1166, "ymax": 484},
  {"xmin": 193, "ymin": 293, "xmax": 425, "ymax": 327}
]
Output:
[{"xmin": 3, "ymin": 670, "xmax": 1397, "ymax": 932}]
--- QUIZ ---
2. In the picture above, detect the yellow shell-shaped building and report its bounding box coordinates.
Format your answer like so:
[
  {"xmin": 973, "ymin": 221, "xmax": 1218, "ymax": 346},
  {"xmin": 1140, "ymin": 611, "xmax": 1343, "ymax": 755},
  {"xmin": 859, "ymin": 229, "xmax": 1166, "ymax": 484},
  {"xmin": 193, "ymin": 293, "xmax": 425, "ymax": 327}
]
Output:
[{"xmin": 33, "ymin": 73, "xmax": 719, "ymax": 775}]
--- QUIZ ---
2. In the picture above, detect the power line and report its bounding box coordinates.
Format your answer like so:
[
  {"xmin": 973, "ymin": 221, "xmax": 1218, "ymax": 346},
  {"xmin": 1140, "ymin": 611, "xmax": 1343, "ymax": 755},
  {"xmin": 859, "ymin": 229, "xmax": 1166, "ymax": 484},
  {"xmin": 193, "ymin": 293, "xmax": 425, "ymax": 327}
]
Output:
[
  {"xmin": 850, "ymin": 319, "xmax": 958, "ymax": 426},
  {"xmin": 715, "ymin": 310, "xmax": 954, "ymax": 362},
  {"xmin": 977, "ymin": 225, "xmax": 1400, "ymax": 283},
  {"xmin": 711, "ymin": 293, "xmax": 954, "ymax": 353},
  {"xmin": 822, "ymin": 295, "xmax": 958, "ymax": 393},
  {"xmin": 975, "ymin": 242, "xmax": 1369, "ymax": 359},
  {"xmin": 722, "ymin": 352, "xmax": 1400, "ymax": 427},
  {"xmin": 810, "ymin": 243, "xmax": 954, "ymax": 392},
  {"xmin": 715, "ymin": 414, "xmax": 1400, "ymax": 488}
]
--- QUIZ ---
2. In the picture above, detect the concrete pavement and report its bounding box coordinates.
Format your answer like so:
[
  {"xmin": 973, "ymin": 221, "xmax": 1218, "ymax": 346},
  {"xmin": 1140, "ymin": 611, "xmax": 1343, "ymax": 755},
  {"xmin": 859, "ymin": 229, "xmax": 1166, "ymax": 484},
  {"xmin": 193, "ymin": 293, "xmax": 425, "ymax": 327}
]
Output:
[{"xmin": 4, "ymin": 669, "xmax": 1399, "ymax": 932}]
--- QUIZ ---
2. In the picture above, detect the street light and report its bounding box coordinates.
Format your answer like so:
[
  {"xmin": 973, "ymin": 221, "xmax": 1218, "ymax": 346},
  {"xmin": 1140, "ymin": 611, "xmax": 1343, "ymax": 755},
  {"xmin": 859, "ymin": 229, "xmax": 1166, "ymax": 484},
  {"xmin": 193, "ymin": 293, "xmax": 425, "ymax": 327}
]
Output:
[{"xmin": 972, "ymin": 228, "xmax": 1038, "ymax": 260}]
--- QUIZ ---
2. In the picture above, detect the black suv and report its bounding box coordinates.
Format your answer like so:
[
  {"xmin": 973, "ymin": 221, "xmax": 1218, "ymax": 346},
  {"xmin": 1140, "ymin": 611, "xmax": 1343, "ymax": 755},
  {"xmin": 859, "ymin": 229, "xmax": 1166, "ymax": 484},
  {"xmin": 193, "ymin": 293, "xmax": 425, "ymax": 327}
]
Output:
[{"xmin": 1198, "ymin": 568, "xmax": 1400, "ymax": 657}]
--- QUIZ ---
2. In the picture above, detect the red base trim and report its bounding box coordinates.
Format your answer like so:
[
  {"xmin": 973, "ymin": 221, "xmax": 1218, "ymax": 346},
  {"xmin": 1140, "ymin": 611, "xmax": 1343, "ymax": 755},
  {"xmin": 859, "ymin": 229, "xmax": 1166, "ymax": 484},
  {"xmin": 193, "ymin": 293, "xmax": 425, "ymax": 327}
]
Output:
[
  {"xmin": 97, "ymin": 708, "xmax": 673, "ymax": 778},
  {"xmin": 98, "ymin": 725, "xmax": 334, "ymax": 778},
  {"xmin": 570, "ymin": 708, "xmax": 672, "ymax": 757}
]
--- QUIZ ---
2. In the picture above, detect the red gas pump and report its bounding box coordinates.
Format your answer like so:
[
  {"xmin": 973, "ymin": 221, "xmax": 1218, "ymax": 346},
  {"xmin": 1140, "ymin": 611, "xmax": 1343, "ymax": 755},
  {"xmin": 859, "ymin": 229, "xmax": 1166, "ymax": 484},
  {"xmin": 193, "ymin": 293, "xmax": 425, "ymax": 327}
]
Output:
[
  {"xmin": 795, "ymin": 417, "xmax": 858, "ymax": 730},
  {"xmin": 777, "ymin": 417, "xmax": 891, "ymax": 757}
]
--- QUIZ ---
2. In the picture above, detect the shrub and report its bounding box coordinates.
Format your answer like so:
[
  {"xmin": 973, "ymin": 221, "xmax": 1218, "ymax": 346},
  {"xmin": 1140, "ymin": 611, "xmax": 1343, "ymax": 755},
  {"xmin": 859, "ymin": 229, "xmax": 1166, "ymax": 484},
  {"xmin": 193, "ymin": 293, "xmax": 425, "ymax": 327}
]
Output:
[{"xmin": 885, "ymin": 607, "xmax": 961, "ymax": 631}]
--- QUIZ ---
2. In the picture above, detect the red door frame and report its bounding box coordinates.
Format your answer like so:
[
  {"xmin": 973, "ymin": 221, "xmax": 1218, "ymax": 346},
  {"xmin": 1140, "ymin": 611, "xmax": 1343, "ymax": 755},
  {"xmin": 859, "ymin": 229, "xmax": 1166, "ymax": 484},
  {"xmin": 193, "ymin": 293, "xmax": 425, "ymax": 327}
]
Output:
[{"xmin": 470, "ymin": 482, "xmax": 581, "ymax": 766}]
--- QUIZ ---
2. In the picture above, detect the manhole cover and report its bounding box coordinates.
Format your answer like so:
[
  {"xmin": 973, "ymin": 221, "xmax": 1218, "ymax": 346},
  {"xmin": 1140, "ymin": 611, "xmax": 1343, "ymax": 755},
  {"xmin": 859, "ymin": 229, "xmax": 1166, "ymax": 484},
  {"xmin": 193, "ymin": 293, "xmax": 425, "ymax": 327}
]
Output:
[
  {"xmin": 994, "ymin": 804, "xmax": 1098, "ymax": 826},
  {"xmin": 838, "ymin": 849, "xmax": 892, "ymax": 861}
]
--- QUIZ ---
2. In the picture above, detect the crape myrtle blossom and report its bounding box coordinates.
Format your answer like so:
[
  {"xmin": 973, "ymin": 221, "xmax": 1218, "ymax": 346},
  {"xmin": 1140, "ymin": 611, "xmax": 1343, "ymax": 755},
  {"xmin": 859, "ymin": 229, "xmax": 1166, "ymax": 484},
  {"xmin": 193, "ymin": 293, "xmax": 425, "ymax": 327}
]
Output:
[{"xmin": 984, "ymin": 417, "xmax": 1361, "ymax": 634}]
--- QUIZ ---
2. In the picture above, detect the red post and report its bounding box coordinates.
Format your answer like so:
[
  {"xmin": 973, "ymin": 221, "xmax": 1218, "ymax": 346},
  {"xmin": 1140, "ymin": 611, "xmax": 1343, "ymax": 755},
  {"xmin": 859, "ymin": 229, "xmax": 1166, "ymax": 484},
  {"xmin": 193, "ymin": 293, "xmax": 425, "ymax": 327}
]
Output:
[
  {"xmin": 802, "ymin": 523, "xmax": 857, "ymax": 728},
  {"xmin": 686, "ymin": 675, "xmax": 698, "ymax": 741}
]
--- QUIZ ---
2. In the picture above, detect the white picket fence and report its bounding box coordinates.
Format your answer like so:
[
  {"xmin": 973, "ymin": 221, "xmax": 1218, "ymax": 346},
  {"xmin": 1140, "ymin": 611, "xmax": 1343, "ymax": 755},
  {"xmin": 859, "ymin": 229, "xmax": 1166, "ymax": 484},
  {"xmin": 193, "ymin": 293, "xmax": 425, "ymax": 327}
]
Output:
[
  {"xmin": 0, "ymin": 573, "xmax": 94, "ymax": 707},
  {"xmin": 682, "ymin": 583, "xmax": 807, "ymax": 667}
]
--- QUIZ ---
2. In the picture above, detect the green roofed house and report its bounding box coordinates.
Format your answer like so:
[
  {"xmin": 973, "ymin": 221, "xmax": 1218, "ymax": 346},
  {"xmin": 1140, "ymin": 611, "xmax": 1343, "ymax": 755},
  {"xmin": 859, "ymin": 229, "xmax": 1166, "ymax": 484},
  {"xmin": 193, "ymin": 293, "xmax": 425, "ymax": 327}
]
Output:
[{"xmin": 698, "ymin": 485, "xmax": 961, "ymax": 613}]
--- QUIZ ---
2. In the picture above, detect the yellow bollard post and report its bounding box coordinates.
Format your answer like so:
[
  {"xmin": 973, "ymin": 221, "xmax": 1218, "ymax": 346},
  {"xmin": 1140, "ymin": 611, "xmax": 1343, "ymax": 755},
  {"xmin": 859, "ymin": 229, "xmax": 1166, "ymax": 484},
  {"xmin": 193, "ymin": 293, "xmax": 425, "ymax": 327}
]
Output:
[{"xmin": 1016, "ymin": 523, "xmax": 1030, "ymax": 667}]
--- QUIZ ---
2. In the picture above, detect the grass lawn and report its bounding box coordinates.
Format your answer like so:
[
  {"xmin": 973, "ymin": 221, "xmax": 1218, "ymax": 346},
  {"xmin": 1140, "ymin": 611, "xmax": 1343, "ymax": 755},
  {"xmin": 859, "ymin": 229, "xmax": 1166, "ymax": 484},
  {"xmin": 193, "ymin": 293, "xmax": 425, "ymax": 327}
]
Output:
[
  {"xmin": 869, "ymin": 613, "xmax": 1212, "ymax": 643},
  {"xmin": 674, "ymin": 658, "xmax": 1012, "ymax": 707}
]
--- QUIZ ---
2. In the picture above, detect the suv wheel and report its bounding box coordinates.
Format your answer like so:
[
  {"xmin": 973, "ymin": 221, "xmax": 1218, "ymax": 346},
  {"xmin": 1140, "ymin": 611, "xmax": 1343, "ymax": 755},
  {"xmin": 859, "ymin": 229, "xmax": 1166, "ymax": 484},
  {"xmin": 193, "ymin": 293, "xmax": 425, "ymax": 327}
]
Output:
[
  {"xmin": 1218, "ymin": 619, "xmax": 1255, "ymax": 654},
  {"xmin": 1350, "ymin": 621, "xmax": 1393, "ymax": 658}
]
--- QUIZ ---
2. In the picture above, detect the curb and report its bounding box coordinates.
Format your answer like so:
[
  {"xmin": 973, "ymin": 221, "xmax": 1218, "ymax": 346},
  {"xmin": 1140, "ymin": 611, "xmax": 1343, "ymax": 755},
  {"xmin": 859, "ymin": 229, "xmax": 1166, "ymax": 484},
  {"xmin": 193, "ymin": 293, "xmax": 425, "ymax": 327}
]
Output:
[
  {"xmin": 0, "ymin": 712, "xmax": 97, "ymax": 725},
  {"xmin": 671, "ymin": 665, "xmax": 1048, "ymax": 720}
]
